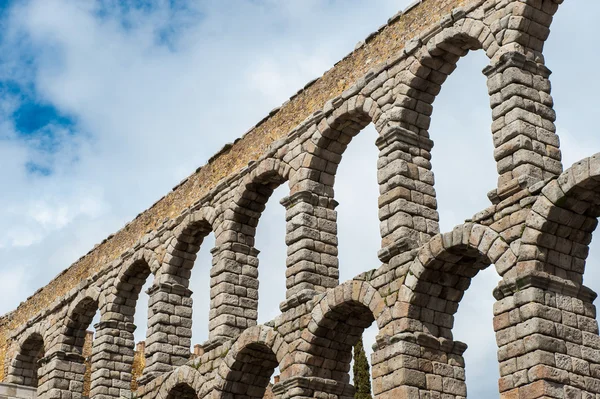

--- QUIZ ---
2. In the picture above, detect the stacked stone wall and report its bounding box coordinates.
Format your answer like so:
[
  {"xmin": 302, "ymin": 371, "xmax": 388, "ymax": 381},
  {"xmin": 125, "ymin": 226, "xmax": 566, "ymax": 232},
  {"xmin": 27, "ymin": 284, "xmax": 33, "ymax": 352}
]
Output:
[
  {"xmin": 5, "ymin": 0, "xmax": 600, "ymax": 398},
  {"xmin": 0, "ymin": 0, "xmax": 472, "ymax": 380}
]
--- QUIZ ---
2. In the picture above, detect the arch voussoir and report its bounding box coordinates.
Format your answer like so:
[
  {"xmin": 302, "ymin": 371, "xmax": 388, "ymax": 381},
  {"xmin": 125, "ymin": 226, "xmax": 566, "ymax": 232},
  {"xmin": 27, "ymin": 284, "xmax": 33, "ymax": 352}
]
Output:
[
  {"xmin": 208, "ymin": 158, "xmax": 292, "ymax": 345},
  {"xmin": 401, "ymin": 223, "xmax": 515, "ymax": 337},
  {"xmin": 7, "ymin": 323, "xmax": 49, "ymax": 388},
  {"xmin": 494, "ymin": 154, "xmax": 600, "ymax": 398},
  {"xmin": 171, "ymin": 206, "xmax": 216, "ymax": 243},
  {"xmin": 377, "ymin": 224, "xmax": 513, "ymax": 399},
  {"xmin": 213, "ymin": 325, "xmax": 288, "ymax": 399},
  {"xmin": 157, "ymin": 366, "xmax": 202, "ymax": 399},
  {"xmin": 523, "ymin": 153, "xmax": 600, "ymax": 282}
]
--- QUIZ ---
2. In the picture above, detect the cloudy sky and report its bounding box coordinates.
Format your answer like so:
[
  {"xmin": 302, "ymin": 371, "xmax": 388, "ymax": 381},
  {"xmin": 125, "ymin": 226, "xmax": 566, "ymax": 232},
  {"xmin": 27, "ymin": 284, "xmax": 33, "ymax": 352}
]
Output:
[{"xmin": 0, "ymin": 0, "xmax": 599, "ymax": 396}]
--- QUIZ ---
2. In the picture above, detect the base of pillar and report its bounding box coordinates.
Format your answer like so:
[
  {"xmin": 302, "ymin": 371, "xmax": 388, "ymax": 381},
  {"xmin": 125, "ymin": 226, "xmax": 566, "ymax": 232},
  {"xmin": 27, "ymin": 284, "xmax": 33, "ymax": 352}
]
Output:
[
  {"xmin": 272, "ymin": 376, "xmax": 355, "ymax": 399},
  {"xmin": 279, "ymin": 289, "xmax": 318, "ymax": 312},
  {"xmin": 201, "ymin": 336, "xmax": 231, "ymax": 352},
  {"xmin": 374, "ymin": 331, "xmax": 467, "ymax": 355},
  {"xmin": 377, "ymin": 237, "xmax": 419, "ymax": 263},
  {"xmin": 136, "ymin": 371, "xmax": 161, "ymax": 387}
]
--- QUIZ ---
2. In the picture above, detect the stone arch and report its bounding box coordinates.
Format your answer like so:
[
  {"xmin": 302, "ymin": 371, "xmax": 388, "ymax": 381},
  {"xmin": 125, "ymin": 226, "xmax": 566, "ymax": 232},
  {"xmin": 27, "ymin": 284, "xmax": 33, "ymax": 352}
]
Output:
[
  {"xmin": 391, "ymin": 19, "xmax": 495, "ymax": 137},
  {"xmin": 295, "ymin": 280, "xmax": 391, "ymax": 388},
  {"xmin": 281, "ymin": 96, "xmax": 389, "ymax": 307},
  {"xmin": 24, "ymin": 288, "xmax": 105, "ymax": 399},
  {"xmin": 310, "ymin": 279, "xmax": 392, "ymax": 333},
  {"xmin": 90, "ymin": 249, "xmax": 158, "ymax": 398},
  {"xmin": 103, "ymin": 249, "xmax": 158, "ymax": 325},
  {"xmin": 369, "ymin": 21, "xmax": 499, "ymax": 251},
  {"xmin": 305, "ymin": 65, "xmax": 440, "ymax": 254},
  {"xmin": 521, "ymin": 153, "xmax": 600, "ymax": 284},
  {"xmin": 208, "ymin": 158, "xmax": 291, "ymax": 343},
  {"xmin": 143, "ymin": 207, "xmax": 217, "ymax": 380},
  {"xmin": 7, "ymin": 323, "xmax": 48, "ymax": 388},
  {"xmin": 226, "ymin": 157, "xmax": 291, "ymax": 248},
  {"xmin": 398, "ymin": 223, "xmax": 515, "ymax": 339},
  {"xmin": 61, "ymin": 286, "xmax": 103, "ymax": 351},
  {"xmin": 306, "ymin": 93, "xmax": 384, "ymax": 195},
  {"xmin": 214, "ymin": 325, "xmax": 289, "ymax": 399},
  {"xmin": 494, "ymin": 154, "xmax": 600, "ymax": 399},
  {"xmin": 230, "ymin": 158, "xmax": 291, "ymax": 218},
  {"xmin": 393, "ymin": 17, "xmax": 561, "ymax": 200},
  {"xmin": 159, "ymin": 206, "xmax": 218, "ymax": 286},
  {"xmin": 156, "ymin": 365, "xmax": 203, "ymax": 399},
  {"xmin": 224, "ymin": 156, "xmax": 290, "ymax": 259},
  {"xmin": 371, "ymin": 224, "xmax": 515, "ymax": 398}
]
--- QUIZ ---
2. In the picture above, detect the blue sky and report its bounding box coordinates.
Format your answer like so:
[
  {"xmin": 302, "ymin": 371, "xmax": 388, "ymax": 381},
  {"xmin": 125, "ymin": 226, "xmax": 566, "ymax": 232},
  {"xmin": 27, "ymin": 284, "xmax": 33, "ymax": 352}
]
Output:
[{"xmin": 0, "ymin": 1, "xmax": 599, "ymax": 397}]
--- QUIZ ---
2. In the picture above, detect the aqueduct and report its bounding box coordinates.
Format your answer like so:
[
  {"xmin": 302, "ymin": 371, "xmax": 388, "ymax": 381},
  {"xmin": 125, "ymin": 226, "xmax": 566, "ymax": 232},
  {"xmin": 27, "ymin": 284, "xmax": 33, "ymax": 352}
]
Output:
[{"xmin": 0, "ymin": 0, "xmax": 597, "ymax": 397}]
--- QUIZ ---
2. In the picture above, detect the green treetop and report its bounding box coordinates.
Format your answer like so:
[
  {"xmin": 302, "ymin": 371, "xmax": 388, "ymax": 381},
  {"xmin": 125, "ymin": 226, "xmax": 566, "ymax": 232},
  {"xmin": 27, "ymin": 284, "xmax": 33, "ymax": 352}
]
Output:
[{"xmin": 353, "ymin": 336, "xmax": 372, "ymax": 399}]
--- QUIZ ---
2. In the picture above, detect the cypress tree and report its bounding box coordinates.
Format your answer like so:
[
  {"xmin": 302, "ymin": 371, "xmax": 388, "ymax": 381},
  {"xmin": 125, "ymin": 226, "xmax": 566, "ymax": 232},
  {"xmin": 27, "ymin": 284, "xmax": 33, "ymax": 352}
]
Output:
[{"xmin": 353, "ymin": 336, "xmax": 372, "ymax": 399}]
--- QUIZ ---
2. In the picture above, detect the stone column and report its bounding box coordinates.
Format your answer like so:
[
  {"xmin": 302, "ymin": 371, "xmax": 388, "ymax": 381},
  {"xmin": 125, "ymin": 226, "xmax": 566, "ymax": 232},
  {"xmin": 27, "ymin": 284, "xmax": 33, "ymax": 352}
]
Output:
[
  {"xmin": 207, "ymin": 242, "xmax": 259, "ymax": 346},
  {"xmin": 280, "ymin": 191, "xmax": 339, "ymax": 306},
  {"xmin": 89, "ymin": 320, "xmax": 136, "ymax": 399},
  {"xmin": 370, "ymin": 333, "xmax": 467, "ymax": 399},
  {"xmin": 494, "ymin": 275, "xmax": 600, "ymax": 398},
  {"xmin": 37, "ymin": 352, "xmax": 86, "ymax": 399},
  {"xmin": 140, "ymin": 282, "xmax": 193, "ymax": 383},
  {"xmin": 484, "ymin": 52, "xmax": 562, "ymax": 199},
  {"xmin": 375, "ymin": 126, "xmax": 438, "ymax": 251}
]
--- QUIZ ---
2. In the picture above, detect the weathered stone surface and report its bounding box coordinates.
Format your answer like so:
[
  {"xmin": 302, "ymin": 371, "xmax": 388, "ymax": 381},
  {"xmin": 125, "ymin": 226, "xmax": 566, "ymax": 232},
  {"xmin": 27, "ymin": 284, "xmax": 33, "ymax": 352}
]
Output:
[{"xmin": 1, "ymin": 1, "xmax": 599, "ymax": 399}]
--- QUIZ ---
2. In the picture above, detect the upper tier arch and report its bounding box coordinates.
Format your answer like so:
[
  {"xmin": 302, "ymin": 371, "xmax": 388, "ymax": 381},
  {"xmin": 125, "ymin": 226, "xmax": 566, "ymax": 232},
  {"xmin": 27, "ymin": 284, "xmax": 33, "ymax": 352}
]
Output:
[
  {"xmin": 0, "ymin": 2, "xmax": 583, "ymax": 398},
  {"xmin": 398, "ymin": 223, "xmax": 516, "ymax": 339},
  {"xmin": 521, "ymin": 153, "xmax": 600, "ymax": 284}
]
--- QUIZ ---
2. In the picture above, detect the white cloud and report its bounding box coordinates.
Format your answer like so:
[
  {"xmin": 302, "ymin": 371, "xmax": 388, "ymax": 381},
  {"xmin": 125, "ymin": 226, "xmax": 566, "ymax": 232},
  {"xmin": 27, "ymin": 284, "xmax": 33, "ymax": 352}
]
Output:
[{"xmin": 0, "ymin": 268, "xmax": 28, "ymax": 305}]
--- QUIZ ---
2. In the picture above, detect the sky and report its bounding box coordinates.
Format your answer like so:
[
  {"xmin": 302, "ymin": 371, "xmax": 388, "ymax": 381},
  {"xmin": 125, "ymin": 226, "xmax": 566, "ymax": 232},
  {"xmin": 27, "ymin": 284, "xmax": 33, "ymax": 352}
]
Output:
[{"xmin": 0, "ymin": 0, "xmax": 599, "ymax": 397}]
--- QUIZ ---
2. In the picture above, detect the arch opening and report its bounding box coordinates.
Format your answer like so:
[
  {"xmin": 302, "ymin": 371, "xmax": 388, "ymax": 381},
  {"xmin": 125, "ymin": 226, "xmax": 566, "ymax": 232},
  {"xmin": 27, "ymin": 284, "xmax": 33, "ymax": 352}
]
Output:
[
  {"xmin": 64, "ymin": 292, "xmax": 101, "ymax": 396},
  {"xmin": 209, "ymin": 160, "xmax": 289, "ymax": 341},
  {"xmin": 254, "ymin": 184, "xmax": 288, "ymax": 324},
  {"xmin": 166, "ymin": 383, "xmax": 197, "ymax": 399},
  {"xmin": 394, "ymin": 224, "xmax": 514, "ymax": 397},
  {"xmin": 403, "ymin": 224, "xmax": 512, "ymax": 340},
  {"xmin": 132, "ymin": 277, "xmax": 152, "ymax": 388},
  {"xmin": 298, "ymin": 281, "xmax": 389, "ymax": 397},
  {"xmin": 334, "ymin": 124, "xmax": 380, "ymax": 284},
  {"xmin": 303, "ymin": 297, "xmax": 378, "ymax": 399},
  {"xmin": 167, "ymin": 214, "xmax": 214, "ymax": 288},
  {"xmin": 453, "ymin": 266, "xmax": 499, "ymax": 397},
  {"xmin": 220, "ymin": 342, "xmax": 279, "ymax": 398},
  {"xmin": 9, "ymin": 332, "xmax": 45, "ymax": 388},
  {"xmin": 411, "ymin": 244, "xmax": 498, "ymax": 398},
  {"xmin": 428, "ymin": 48, "xmax": 495, "ymax": 232},
  {"xmin": 163, "ymin": 210, "xmax": 215, "ymax": 350},
  {"xmin": 228, "ymin": 165, "xmax": 288, "ymax": 251},
  {"xmin": 311, "ymin": 299, "xmax": 375, "ymax": 382},
  {"xmin": 65, "ymin": 296, "xmax": 99, "ymax": 351},
  {"xmin": 115, "ymin": 258, "xmax": 154, "ymax": 325},
  {"xmin": 522, "ymin": 159, "xmax": 600, "ymax": 285},
  {"xmin": 188, "ymin": 230, "xmax": 214, "ymax": 347},
  {"xmin": 90, "ymin": 255, "xmax": 155, "ymax": 396}
]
